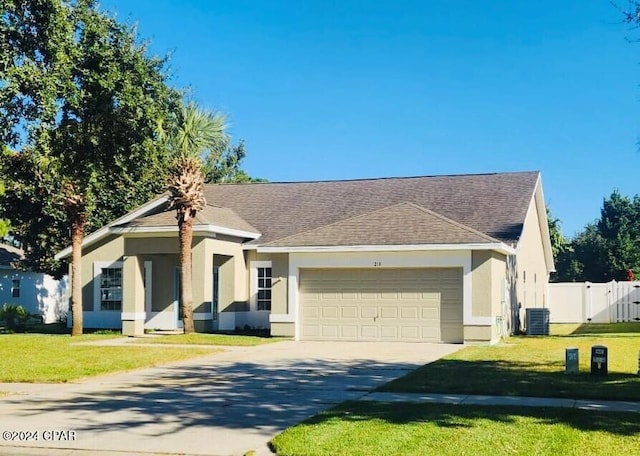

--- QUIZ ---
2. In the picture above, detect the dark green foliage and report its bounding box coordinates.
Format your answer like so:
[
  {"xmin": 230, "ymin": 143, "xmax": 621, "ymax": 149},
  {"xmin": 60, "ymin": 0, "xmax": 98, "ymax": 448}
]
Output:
[
  {"xmin": 203, "ymin": 140, "xmax": 267, "ymax": 183},
  {"xmin": 552, "ymin": 191, "xmax": 640, "ymax": 282},
  {"xmin": 0, "ymin": 303, "xmax": 30, "ymax": 331},
  {"xmin": 0, "ymin": 0, "xmax": 180, "ymax": 277}
]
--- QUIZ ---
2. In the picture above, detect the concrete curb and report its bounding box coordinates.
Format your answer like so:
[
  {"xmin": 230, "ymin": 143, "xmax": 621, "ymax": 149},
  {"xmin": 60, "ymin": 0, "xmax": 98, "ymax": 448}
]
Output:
[{"xmin": 361, "ymin": 392, "xmax": 640, "ymax": 413}]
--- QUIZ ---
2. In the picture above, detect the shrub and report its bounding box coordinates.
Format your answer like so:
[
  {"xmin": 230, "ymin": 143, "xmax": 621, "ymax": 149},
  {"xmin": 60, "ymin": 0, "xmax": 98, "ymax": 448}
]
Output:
[{"xmin": 0, "ymin": 303, "xmax": 30, "ymax": 331}]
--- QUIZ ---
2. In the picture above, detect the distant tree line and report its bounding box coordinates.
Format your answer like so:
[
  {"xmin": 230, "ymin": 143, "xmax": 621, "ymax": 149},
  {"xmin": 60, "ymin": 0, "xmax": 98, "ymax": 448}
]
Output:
[{"xmin": 549, "ymin": 191, "xmax": 640, "ymax": 283}]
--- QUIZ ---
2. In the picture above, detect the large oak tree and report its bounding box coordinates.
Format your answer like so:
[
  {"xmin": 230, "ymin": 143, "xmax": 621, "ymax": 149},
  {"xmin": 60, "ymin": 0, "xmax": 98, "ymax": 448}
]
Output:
[{"xmin": 0, "ymin": 0, "xmax": 180, "ymax": 334}]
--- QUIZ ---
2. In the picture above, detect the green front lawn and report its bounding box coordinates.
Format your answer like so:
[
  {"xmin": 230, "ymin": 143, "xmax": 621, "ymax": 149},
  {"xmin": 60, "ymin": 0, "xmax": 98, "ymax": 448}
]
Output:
[
  {"xmin": 381, "ymin": 323, "xmax": 640, "ymax": 401},
  {"xmin": 271, "ymin": 401, "xmax": 640, "ymax": 456},
  {"xmin": 133, "ymin": 332, "xmax": 287, "ymax": 346},
  {"xmin": 0, "ymin": 334, "xmax": 214, "ymax": 383}
]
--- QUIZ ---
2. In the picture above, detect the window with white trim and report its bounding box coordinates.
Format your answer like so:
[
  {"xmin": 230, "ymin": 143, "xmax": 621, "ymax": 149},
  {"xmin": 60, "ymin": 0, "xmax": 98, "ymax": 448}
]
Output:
[
  {"xmin": 94, "ymin": 262, "xmax": 122, "ymax": 311},
  {"xmin": 11, "ymin": 279, "xmax": 20, "ymax": 298},
  {"xmin": 257, "ymin": 266, "xmax": 272, "ymax": 311}
]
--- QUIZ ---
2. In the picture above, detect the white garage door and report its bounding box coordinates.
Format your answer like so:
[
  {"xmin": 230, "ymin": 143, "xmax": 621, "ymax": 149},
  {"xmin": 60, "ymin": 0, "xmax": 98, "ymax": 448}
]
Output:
[{"xmin": 300, "ymin": 268, "xmax": 463, "ymax": 342}]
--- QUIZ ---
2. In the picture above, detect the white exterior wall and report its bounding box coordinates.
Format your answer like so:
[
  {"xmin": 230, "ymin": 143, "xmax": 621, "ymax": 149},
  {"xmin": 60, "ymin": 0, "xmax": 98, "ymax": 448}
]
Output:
[{"xmin": 0, "ymin": 269, "xmax": 68, "ymax": 323}]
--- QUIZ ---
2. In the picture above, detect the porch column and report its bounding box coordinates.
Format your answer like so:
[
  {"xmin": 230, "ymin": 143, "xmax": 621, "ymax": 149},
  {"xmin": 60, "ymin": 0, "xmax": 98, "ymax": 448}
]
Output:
[
  {"xmin": 122, "ymin": 254, "xmax": 145, "ymax": 336},
  {"xmin": 192, "ymin": 239, "xmax": 213, "ymax": 332}
]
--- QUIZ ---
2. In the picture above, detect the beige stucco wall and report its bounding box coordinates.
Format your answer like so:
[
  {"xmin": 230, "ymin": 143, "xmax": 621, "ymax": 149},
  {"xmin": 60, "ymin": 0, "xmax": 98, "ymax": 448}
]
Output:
[
  {"xmin": 270, "ymin": 322, "xmax": 294, "ymax": 337},
  {"xmin": 464, "ymin": 325, "xmax": 494, "ymax": 344},
  {"xmin": 123, "ymin": 237, "xmax": 179, "ymax": 324},
  {"xmin": 78, "ymin": 231, "xmax": 254, "ymax": 333},
  {"xmin": 469, "ymin": 250, "xmax": 507, "ymax": 343},
  {"xmin": 145, "ymin": 254, "xmax": 178, "ymax": 312},
  {"xmin": 515, "ymin": 196, "xmax": 549, "ymax": 313},
  {"xmin": 196, "ymin": 237, "xmax": 248, "ymax": 313},
  {"xmin": 246, "ymin": 251, "xmax": 289, "ymax": 315}
]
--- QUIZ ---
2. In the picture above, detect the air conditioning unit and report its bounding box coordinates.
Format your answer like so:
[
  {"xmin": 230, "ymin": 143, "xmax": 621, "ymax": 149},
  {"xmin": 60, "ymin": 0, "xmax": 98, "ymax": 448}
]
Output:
[{"xmin": 526, "ymin": 308, "xmax": 550, "ymax": 335}]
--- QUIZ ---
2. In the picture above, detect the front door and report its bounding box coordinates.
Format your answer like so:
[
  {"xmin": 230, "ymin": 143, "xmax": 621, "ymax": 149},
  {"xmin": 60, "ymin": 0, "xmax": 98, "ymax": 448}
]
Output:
[{"xmin": 174, "ymin": 267, "xmax": 184, "ymax": 329}]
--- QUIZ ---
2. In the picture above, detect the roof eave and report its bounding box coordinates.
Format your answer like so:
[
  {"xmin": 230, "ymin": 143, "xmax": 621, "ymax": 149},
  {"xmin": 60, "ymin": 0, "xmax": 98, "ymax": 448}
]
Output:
[
  {"xmin": 110, "ymin": 224, "xmax": 261, "ymax": 240},
  {"xmin": 256, "ymin": 242, "xmax": 516, "ymax": 255},
  {"xmin": 533, "ymin": 174, "xmax": 556, "ymax": 273},
  {"xmin": 55, "ymin": 195, "xmax": 171, "ymax": 260}
]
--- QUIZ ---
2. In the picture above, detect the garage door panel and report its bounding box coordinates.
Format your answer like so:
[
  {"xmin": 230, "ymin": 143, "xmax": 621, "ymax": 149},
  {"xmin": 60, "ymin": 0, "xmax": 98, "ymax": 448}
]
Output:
[
  {"xmin": 341, "ymin": 306, "xmax": 358, "ymax": 318},
  {"xmin": 340, "ymin": 291, "xmax": 358, "ymax": 300},
  {"xmin": 360, "ymin": 307, "xmax": 377, "ymax": 318},
  {"xmin": 380, "ymin": 326, "xmax": 398, "ymax": 339},
  {"xmin": 421, "ymin": 291, "xmax": 441, "ymax": 301},
  {"xmin": 401, "ymin": 307, "xmax": 419, "ymax": 319},
  {"xmin": 400, "ymin": 326, "xmax": 419, "ymax": 339},
  {"xmin": 421, "ymin": 307, "xmax": 439, "ymax": 319},
  {"xmin": 341, "ymin": 326, "xmax": 358, "ymax": 338},
  {"xmin": 321, "ymin": 325, "xmax": 339, "ymax": 338},
  {"xmin": 421, "ymin": 327, "xmax": 441, "ymax": 341},
  {"xmin": 322, "ymin": 306, "xmax": 339, "ymax": 318},
  {"xmin": 379, "ymin": 291, "xmax": 399, "ymax": 300},
  {"xmin": 303, "ymin": 325, "xmax": 320, "ymax": 337},
  {"xmin": 303, "ymin": 306, "xmax": 320, "ymax": 318},
  {"xmin": 360, "ymin": 325, "xmax": 378, "ymax": 338},
  {"xmin": 301, "ymin": 268, "xmax": 463, "ymax": 343},
  {"xmin": 379, "ymin": 307, "xmax": 398, "ymax": 319},
  {"xmin": 400, "ymin": 291, "xmax": 419, "ymax": 299}
]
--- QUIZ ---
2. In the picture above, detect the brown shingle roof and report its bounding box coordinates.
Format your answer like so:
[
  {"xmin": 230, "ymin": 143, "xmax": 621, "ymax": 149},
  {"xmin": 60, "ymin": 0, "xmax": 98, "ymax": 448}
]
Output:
[
  {"xmin": 202, "ymin": 171, "xmax": 539, "ymax": 245},
  {"xmin": 264, "ymin": 202, "xmax": 503, "ymax": 247},
  {"xmin": 114, "ymin": 202, "xmax": 260, "ymax": 236}
]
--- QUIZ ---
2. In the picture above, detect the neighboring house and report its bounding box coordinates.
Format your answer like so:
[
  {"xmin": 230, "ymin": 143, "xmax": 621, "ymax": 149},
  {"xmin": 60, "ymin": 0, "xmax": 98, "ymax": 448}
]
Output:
[
  {"xmin": 0, "ymin": 244, "xmax": 69, "ymax": 323},
  {"xmin": 55, "ymin": 171, "xmax": 554, "ymax": 344}
]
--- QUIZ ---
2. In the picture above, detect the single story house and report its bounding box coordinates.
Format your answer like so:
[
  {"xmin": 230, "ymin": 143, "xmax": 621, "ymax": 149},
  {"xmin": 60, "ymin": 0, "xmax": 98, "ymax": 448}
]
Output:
[
  {"xmin": 1, "ymin": 243, "xmax": 69, "ymax": 323},
  {"xmin": 55, "ymin": 171, "xmax": 554, "ymax": 344}
]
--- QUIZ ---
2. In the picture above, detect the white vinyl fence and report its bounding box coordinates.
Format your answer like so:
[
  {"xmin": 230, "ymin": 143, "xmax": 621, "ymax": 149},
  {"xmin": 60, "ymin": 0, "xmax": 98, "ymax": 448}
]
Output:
[{"xmin": 548, "ymin": 281, "xmax": 640, "ymax": 324}]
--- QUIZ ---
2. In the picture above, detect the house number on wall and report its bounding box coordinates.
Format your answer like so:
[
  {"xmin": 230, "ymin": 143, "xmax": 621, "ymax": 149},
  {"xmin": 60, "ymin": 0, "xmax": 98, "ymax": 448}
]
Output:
[{"xmin": 373, "ymin": 261, "xmax": 382, "ymax": 267}]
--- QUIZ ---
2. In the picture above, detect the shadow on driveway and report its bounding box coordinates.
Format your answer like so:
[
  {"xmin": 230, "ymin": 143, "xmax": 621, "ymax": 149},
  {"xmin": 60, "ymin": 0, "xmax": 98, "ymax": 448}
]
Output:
[{"xmin": 0, "ymin": 343, "xmax": 454, "ymax": 455}]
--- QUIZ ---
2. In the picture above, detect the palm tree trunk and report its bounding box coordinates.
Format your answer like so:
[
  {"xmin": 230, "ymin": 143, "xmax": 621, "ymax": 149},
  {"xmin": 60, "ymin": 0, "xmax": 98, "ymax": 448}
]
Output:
[
  {"xmin": 70, "ymin": 212, "xmax": 85, "ymax": 336},
  {"xmin": 178, "ymin": 208, "xmax": 195, "ymax": 334}
]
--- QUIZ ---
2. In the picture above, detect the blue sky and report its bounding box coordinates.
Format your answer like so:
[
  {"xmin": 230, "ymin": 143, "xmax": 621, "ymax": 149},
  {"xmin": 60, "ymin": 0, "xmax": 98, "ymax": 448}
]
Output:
[{"xmin": 101, "ymin": 0, "xmax": 640, "ymax": 237}]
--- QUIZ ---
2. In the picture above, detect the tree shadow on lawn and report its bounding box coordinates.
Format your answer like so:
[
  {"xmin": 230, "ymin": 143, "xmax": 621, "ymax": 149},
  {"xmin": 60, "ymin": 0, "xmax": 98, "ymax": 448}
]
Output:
[
  {"xmin": 306, "ymin": 401, "xmax": 640, "ymax": 436},
  {"xmin": 380, "ymin": 359, "xmax": 640, "ymax": 401},
  {"xmin": 570, "ymin": 323, "xmax": 640, "ymax": 335},
  {"xmin": 1, "ymin": 358, "xmax": 420, "ymax": 437}
]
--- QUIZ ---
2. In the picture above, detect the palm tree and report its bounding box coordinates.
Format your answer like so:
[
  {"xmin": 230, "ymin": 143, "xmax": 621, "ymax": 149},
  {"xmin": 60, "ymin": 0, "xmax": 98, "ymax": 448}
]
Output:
[{"xmin": 161, "ymin": 102, "xmax": 228, "ymax": 333}]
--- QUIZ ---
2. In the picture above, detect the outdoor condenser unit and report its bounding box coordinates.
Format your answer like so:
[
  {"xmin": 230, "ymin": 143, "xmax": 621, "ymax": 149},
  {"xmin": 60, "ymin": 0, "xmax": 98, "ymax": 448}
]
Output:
[{"xmin": 526, "ymin": 308, "xmax": 550, "ymax": 335}]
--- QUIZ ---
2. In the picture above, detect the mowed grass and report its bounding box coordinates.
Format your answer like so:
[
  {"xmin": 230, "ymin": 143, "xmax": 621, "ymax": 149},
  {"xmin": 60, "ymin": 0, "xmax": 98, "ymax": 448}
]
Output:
[
  {"xmin": 381, "ymin": 323, "xmax": 640, "ymax": 401},
  {"xmin": 0, "ymin": 334, "xmax": 214, "ymax": 383},
  {"xmin": 133, "ymin": 332, "xmax": 288, "ymax": 346},
  {"xmin": 270, "ymin": 401, "xmax": 640, "ymax": 456}
]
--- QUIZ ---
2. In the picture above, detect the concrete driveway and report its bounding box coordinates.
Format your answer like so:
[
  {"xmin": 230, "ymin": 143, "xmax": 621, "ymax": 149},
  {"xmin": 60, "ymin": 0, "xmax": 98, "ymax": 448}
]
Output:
[{"xmin": 0, "ymin": 340, "xmax": 461, "ymax": 456}]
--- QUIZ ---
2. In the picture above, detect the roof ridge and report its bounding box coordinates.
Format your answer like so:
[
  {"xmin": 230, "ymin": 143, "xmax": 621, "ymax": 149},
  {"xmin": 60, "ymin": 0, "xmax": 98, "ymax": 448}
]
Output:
[
  {"xmin": 262, "ymin": 201, "xmax": 502, "ymax": 246},
  {"xmin": 261, "ymin": 202, "xmax": 419, "ymax": 246},
  {"xmin": 206, "ymin": 170, "xmax": 540, "ymax": 187},
  {"xmin": 403, "ymin": 202, "xmax": 504, "ymax": 244}
]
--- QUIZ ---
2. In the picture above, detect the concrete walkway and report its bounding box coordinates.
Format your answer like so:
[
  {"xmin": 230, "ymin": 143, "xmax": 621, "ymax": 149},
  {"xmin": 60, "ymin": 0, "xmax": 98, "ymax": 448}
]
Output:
[{"xmin": 362, "ymin": 392, "xmax": 640, "ymax": 414}]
